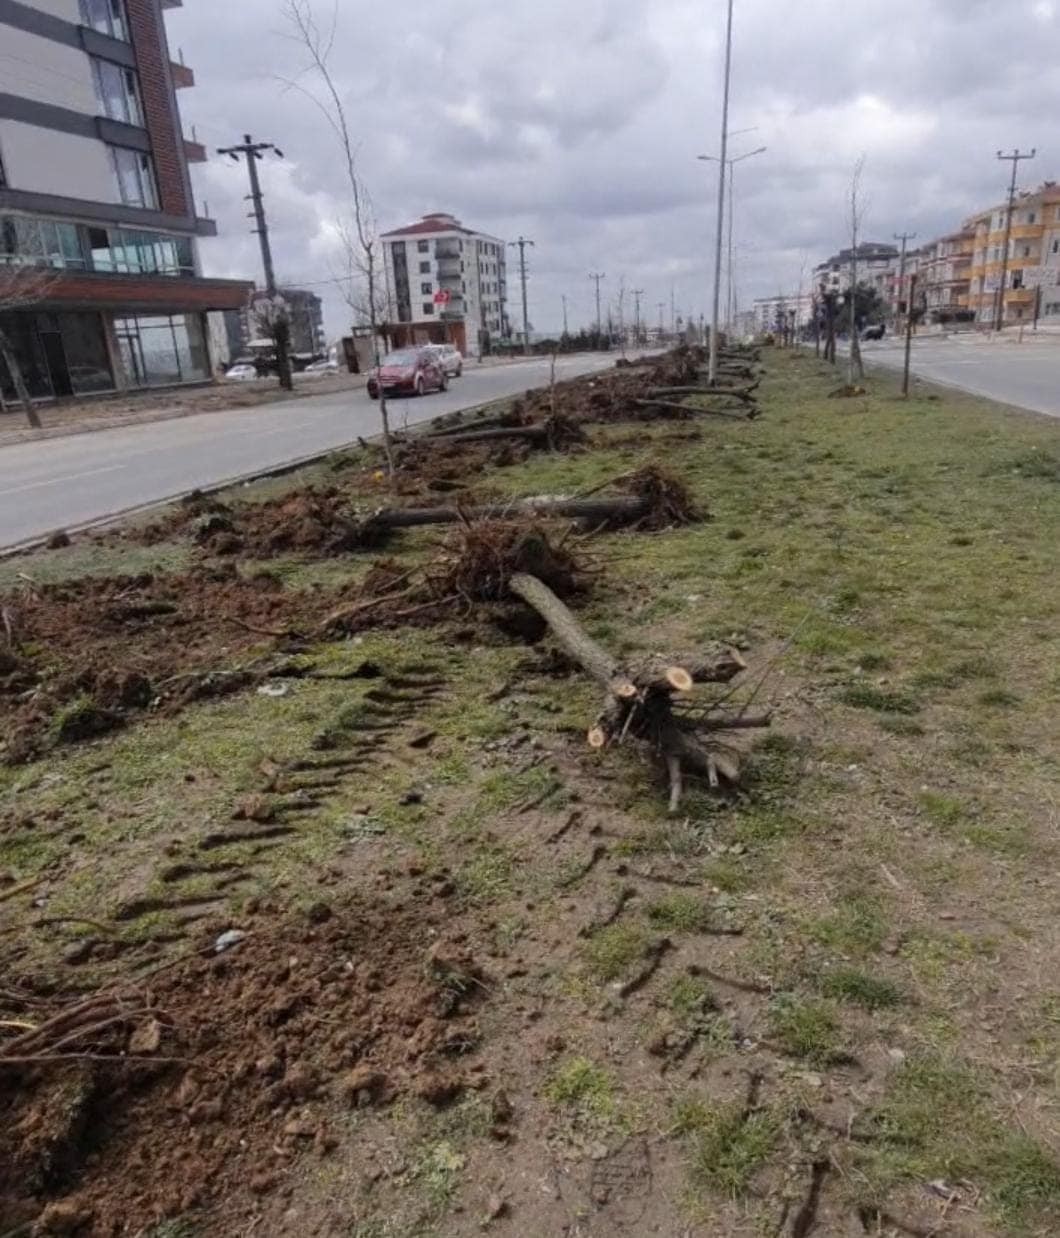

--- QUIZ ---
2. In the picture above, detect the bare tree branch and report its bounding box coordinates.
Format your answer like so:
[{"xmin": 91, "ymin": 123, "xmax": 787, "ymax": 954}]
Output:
[{"xmin": 281, "ymin": 0, "xmax": 394, "ymax": 474}]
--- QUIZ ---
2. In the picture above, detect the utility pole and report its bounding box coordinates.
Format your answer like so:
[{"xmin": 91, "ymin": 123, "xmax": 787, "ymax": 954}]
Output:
[
  {"xmin": 217, "ymin": 133, "xmax": 291, "ymax": 389},
  {"xmin": 561, "ymin": 294, "xmax": 569, "ymax": 338},
  {"xmin": 994, "ymin": 148, "xmax": 1036, "ymax": 332},
  {"xmin": 589, "ymin": 272, "xmax": 606, "ymax": 343},
  {"xmin": 708, "ymin": 0, "xmax": 734, "ymax": 384},
  {"xmin": 902, "ymin": 273, "xmax": 918, "ymax": 397},
  {"xmin": 508, "ymin": 237, "xmax": 535, "ymax": 355},
  {"xmin": 657, "ymin": 301, "xmax": 666, "ymax": 336},
  {"xmin": 632, "ymin": 289, "xmax": 644, "ymax": 346},
  {"xmin": 670, "ymin": 285, "xmax": 677, "ymax": 336},
  {"xmin": 893, "ymin": 231, "xmax": 917, "ymax": 326}
]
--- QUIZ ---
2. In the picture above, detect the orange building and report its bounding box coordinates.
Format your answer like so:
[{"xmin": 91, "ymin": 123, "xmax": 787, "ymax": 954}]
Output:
[{"xmin": 965, "ymin": 182, "xmax": 1060, "ymax": 326}]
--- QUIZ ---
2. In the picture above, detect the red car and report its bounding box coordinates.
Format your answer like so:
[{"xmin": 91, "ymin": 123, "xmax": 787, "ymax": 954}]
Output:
[{"xmin": 367, "ymin": 347, "xmax": 448, "ymax": 399}]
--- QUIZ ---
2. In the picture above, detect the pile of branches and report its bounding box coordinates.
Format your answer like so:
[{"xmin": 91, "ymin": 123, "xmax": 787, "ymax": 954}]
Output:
[
  {"xmin": 0, "ymin": 983, "xmax": 170, "ymax": 1068},
  {"xmin": 634, "ymin": 344, "xmax": 764, "ymax": 421}
]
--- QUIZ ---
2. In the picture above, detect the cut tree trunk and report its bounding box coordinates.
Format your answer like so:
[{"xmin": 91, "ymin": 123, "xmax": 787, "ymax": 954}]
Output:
[
  {"xmin": 633, "ymin": 399, "xmax": 756, "ymax": 421},
  {"xmin": 361, "ymin": 495, "xmax": 653, "ymax": 533},
  {"xmin": 507, "ymin": 572, "xmax": 768, "ymax": 809},
  {"xmin": 647, "ymin": 384, "xmax": 759, "ymax": 401},
  {"xmin": 419, "ymin": 419, "xmax": 581, "ymax": 449}
]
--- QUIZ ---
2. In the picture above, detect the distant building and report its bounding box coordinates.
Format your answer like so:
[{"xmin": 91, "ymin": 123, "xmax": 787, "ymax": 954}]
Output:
[
  {"xmin": 964, "ymin": 183, "xmax": 1060, "ymax": 325},
  {"xmin": 751, "ymin": 293, "xmax": 815, "ymax": 335},
  {"xmin": 381, "ymin": 212, "xmax": 510, "ymax": 356},
  {"xmin": 211, "ymin": 288, "xmax": 326, "ymax": 368},
  {"xmin": 919, "ymin": 230, "xmax": 976, "ymax": 321},
  {"xmin": 0, "ymin": 0, "xmax": 251, "ymax": 409},
  {"xmin": 813, "ymin": 243, "xmax": 899, "ymax": 300}
]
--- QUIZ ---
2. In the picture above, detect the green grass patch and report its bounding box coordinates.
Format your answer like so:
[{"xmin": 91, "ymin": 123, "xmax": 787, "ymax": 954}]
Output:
[
  {"xmin": 859, "ymin": 1053, "xmax": 1060, "ymax": 1234},
  {"xmin": 545, "ymin": 1057, "xmax": 617, "ymax": 1119},
  {"xmin": 581, "ymin": 922, "xmax": 651, "ymax": 982},
  {"xmin": 674, "ymin": 1098, "xmax": 780, "ymax": 1197},
  {"xmin": 820, "ymin": 967, "xmax": 902, "ymax": 1010},
  {"xmin": 839, "ymin": 683, "xmax": 921, "ymax": 715},
  {"xmin": 646, "ymin": 893, "xmax": 715, "ymax": 934},
  {"xmin": 769, "ymin": 995, "xmax": 843, "ymax": 1064},
  {"xmin": 807, "ymin": 894, "xmax": 889, "ymax": 956}
]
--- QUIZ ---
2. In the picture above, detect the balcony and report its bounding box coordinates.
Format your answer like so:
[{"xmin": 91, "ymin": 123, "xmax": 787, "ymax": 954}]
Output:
[
  {"xmin": 435, "ymin": 245, "xmax": 461, "ymax": 261},
  {"xmin": 170, "ymin": 61, "xmax": 195, "ymax": 89},
  {"xmin": 437, "ymin": 259, "xmax": 462, "ymax": 278},
  {"xmin": 184, "ymin": 139, "xmax": 207, "ymax": 163}
]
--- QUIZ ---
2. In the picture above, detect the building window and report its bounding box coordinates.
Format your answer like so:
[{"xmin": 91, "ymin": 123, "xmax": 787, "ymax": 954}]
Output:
[
  {"xmin": 422, "ymin": 303, "xmax": 435, "ymax": 316},
  {"xmin": 93, "ymin": 59, "xmax": 142, "ymax": 126},
  {"xmin": 86, "ymin": 226, "xmax": 194, "ymax": 276},
  {"xmin": 1053, "ymin": 240, "xmax": 1060, "ymax": 255},
  {"xmin": 114, "ymin": 314, "xmax": 210, "ymax": 388},
  {"xmin": 1027, "ymin": 213, "xmax": 1036, "ymax": 225},
  {"xmin": 110, "ymin": 147, "xmax": 158, "ymax": 209},
  {"xmin": 79, "ymin": 0, "xmax": 128, "ymax": 40},
  {"xmin": 420, "ymin": 282, "xmax": 432, "ymax": 295},
  {"xmin": 418, "ymin": 261, "xmax": 430, "ymax": 274},
  {"xmin": 0, "ymin": 216, "xmax": 88, "ymax": 270},
  {"xmin": 417, "ymin": 240, "xmax": 429, "ymax": 253}
]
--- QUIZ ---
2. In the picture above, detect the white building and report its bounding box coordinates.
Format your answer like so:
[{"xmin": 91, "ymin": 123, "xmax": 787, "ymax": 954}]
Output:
[
  {"xmin": 751, "ymin": 293, "xmax": 815, "ymax": 335},
  {"xmin": 812, "ymin": 242, "xmax": 899, "ymax": 298},
  {"xmin": 381, "ymin": 212, "xmax": 509, "ymax": 357}
]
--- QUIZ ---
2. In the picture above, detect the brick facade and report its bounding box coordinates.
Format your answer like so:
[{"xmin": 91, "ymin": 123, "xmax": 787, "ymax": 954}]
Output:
[
  {"xmin": 125, "ymin": 0, "xmax": 191, "ymax": 219},
  {"xmin": 33, "ymin": 271, "xmax": 251, "ymax": 313}
]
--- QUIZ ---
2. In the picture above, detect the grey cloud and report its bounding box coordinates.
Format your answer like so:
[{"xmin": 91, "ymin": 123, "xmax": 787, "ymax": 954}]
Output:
[{"xmin": 168, "ymin": 0, "xmax": 1059, "ymax": 336}]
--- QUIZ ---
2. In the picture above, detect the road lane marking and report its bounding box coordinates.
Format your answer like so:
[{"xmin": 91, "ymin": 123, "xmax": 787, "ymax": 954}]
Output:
[{"xmin": 0, "ymin": 464, "xmax": 124, "ymax": 498}]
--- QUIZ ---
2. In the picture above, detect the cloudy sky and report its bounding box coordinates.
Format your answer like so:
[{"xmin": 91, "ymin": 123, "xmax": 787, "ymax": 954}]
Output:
[{"xmin": 168, "ymin": 0, "xmax": 1059, "ymax": 338}]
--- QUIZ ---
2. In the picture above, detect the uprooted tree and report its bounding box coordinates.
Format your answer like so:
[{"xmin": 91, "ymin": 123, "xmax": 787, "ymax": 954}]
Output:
[{"xmin": 0, "ymin": 265, "xmax": 61, "ymax": 429}]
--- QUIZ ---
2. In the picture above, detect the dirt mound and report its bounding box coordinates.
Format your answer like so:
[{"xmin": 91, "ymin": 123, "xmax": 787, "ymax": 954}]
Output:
[
  {"xmin": 0, "ymin": 900, "xmax": 490, "ymax": 1235},
  {"xmin": 0, "ymin": 569, "xmax": 340, "ymax": 764}
]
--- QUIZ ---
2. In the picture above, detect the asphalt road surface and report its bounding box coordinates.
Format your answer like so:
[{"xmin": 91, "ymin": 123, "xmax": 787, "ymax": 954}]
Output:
[
  {"xmin": 0, "ymin": 353, "xmax": 639, "ymax": 550},
  {"xmin": 861, "ymin": 335, "xmax": 1060, "ymax": 418}
]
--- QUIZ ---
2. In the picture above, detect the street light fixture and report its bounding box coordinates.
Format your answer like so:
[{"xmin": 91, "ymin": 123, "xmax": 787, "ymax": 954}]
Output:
[{"xmin": 698, "ymin": 146, "xmax": 767, "ymax": 336}]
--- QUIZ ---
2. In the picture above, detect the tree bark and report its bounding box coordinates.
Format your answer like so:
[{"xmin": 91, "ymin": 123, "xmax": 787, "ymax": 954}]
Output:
[
  {"xmin": 0, "ymin": 325, "xmax": 43, "ymax": 429},
  {"xmin": 508, "ymin": 572, "xmax": 624, "ymax": 690},
  {"xmin": 364, "ymin": 495, "xmax": 651, "ymax": 532},
  {"xmin": 633, "ymin": 399, "xmax": 754, "ymax": 420}
]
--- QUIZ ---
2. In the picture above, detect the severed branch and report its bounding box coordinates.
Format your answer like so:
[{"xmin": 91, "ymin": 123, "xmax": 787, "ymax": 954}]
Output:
[
  {"xmin": 633, "ymin": 399, "xmax": 757, "ymax": 421},
  {"xmin": 507, "ymin": 572, "xmax": 766, "ymax": 810}
]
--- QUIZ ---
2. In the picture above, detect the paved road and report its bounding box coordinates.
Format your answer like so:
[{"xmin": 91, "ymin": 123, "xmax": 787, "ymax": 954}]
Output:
[
  {"xmin": 861, "ymin": 335, "xmax": 1060, "ymax": 418},
  {"xmin": 0, "ymin": 353, "xmax": 638, "ymax": 550}
]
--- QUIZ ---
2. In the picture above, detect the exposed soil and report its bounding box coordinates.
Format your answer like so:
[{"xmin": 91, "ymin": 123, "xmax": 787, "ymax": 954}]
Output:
[
  {"xmin": 0, "ymin": 898, "xmax": 490, "ymax": 1235},
  {"xmin": 0, "ymin": 567, "xmax": 344, "ymax": 764}
]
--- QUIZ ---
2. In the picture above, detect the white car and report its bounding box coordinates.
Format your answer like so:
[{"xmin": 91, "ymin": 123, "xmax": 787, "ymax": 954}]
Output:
[
  {"xmin": 224, "ymin": 363, "xmax": 259, "ymax": 381},
  {"xmin": 304, "ymin": 358, "xmax": 340, "ymax": 375},
  {"xmin": 425, "ymin": 343, "xmax": 463, "ymax": 378}
]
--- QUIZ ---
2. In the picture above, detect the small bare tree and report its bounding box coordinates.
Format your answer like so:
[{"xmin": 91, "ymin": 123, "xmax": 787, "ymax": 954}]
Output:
[
  {"xmin": 0, "ymin": 266, "xmax": 60, "ymax": 429},
  {"xmin": 847, "ymin": 155, "xmax": 867, "ymax": 384},
  {"xmin": 249, "ymin": 291, "xmax": 294, "ymax": 387},
  {"xmin": 282, "ymin": 0, "xmax": 393, "ymax": 471}
]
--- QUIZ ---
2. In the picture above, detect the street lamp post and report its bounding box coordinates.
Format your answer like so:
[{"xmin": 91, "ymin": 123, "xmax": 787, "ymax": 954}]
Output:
[
  {"xmin": 706, "ymin": 0, "xmax": 735, "ymax": 385},
  {"xmin": 698, "ymin": 145, "xmax": 766, "ymax": 338}
]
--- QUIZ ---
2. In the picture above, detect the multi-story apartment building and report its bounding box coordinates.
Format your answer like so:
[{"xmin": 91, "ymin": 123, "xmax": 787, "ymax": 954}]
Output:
[
  {"xmin": 751, "ymin": 293, "xmax": 815, "ymax": 335},
  {"xmin": 813, "ymin": 242, "xmax": 899, "ymax": 299},
  {"xmin": 919, "ymin": 229, "xmax": 975, "ymax": 321},
  {"xmin": 965, "ymin": 182, "xmax": 1060, "ymax": 326},
  {"xmin": 0, "ymin": 0, "xmax": 250, "ymax": 408},
  {"xmin": 381, "ymin": 212, "xmax": 509, "ymax": 356}
]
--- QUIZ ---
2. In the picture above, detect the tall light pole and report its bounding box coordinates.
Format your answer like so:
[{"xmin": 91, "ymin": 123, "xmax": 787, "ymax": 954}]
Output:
[
  {"xmin": 508, "ymin": 237, "xmax": 535, "ymax": 355},
  {"xmin": 562, "ymin": 294, "xmax": 569, "ymax": 337},
  {"xmin": 707, "ymin": 0, "xmax": 734, "ymax": 385},
  {"xmin": 994, "ymin": 148, "xmax": 1036, "ymax": 332},
  {"xmin": 632, "ymin": 288, "xmax": 644, "ymax": 345},
  {"xmin": 699, "ymin": 144, "xmax": 766, "ymax": 335}
]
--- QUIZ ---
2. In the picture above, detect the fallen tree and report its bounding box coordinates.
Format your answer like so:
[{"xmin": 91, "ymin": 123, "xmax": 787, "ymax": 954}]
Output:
[
  {"xmin": 420, "ymin": 415, "xmax": 584, "ymax": 451},
  {"xmin": 632, "ymin": 399, "xmax": 757, "ymax": 421},
  {"xmin": 506, "ymin": 570, "xmax": 768, "ymax": 809}
]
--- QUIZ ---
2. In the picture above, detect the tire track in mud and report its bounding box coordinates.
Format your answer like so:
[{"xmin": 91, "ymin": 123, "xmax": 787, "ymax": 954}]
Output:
[{"xmin": 111, "ymin": 659, "xmax": 451, "ymax": 938}]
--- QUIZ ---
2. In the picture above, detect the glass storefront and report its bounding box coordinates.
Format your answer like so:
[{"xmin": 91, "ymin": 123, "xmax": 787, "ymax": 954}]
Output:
[
  {"xmin": 113, "ymin": 314, "xmax": 210, "ymax": 388},
  {"xmin": 0, "ymin": 311, "xmax": 114, "ymax": 406}
]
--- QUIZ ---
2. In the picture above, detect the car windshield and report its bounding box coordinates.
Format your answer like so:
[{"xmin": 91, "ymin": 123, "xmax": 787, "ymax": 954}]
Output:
[{"xmin": 382, "ymin": 350, "xmax": 419, "ymax": 365}]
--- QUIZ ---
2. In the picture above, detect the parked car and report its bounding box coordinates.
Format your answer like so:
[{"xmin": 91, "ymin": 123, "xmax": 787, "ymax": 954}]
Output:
[
  {"xmin": 861, "ymin": 323, "xmax": 886, "ymax": 341},
  {"xmin": 304, "ymin": 358, "xmax": 339, "ymax": 375},
  {"xmin": 425, "ymin": 343, "xmax": 463, "ymax": 378},
  {"xmin": 367, "ymin": 348, "xmax": 447, "ymax": 399},
  {"xmin": 225, "ymin": 363, "xmax": 260, "ymax": 381}
]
